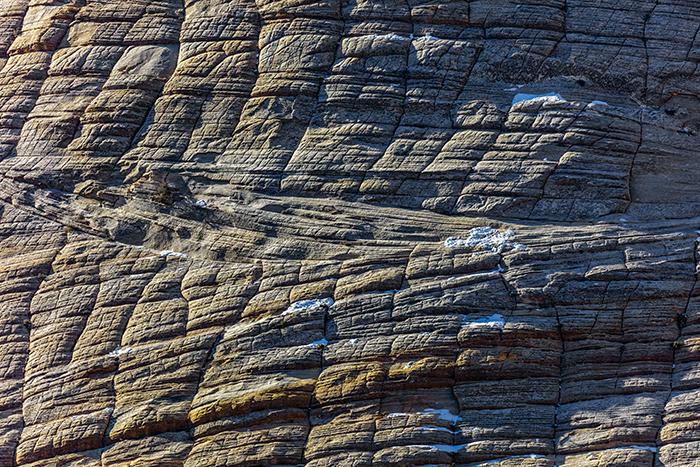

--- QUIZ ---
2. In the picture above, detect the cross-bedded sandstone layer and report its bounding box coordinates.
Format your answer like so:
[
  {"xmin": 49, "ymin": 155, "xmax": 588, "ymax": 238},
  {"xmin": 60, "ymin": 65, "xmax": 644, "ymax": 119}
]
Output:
[{"xmin": 1, "ymin": 1, "xmax": 700, "ymax": 466}]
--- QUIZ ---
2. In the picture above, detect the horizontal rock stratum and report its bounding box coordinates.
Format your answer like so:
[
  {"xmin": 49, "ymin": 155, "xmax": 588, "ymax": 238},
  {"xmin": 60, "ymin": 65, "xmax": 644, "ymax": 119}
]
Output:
[{"xmin": 1, "ymin": 0, "xmax": 700, "ymax": 466}]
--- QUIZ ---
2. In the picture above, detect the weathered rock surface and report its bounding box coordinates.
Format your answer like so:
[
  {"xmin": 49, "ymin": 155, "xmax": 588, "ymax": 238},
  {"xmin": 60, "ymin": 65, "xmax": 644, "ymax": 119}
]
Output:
[{"xmin": 1, "ymin": 0, "xmax": 700, "ymax": 466}]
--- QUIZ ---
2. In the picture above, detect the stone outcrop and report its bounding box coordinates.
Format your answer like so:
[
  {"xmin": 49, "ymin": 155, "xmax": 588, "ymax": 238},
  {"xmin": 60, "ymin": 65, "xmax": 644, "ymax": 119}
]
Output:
[{"xmin": 1, "ymin": 1, "xmax": 700, "ymax": 466}]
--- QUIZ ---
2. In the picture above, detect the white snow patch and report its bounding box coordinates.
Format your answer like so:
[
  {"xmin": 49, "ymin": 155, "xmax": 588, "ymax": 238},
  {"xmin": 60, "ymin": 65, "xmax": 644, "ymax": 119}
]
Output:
[
  {"xmin": 444, "ymin": 227, "xmax": 522, "ymax": 253},
  {"xmin": 347, "ymin": 338, "xmax": 358, "ymax": 345},
  {"xmin": 108, "ymin": 346, "xmax": 132, "ymax": 358},
  {"xmin": 414, "ymin": 34, "xmax": 440, "ymax": 42},
  {"xmin": 194, "ymin": 199, "xmax": 208, "ymax": 208},
  {"xmin": 587, "ymin": 100, "xmax": 609, "ymax": 108},
  {"xmin": 512, "ymin": 92, "xmax": 567, "ymax": 106},
  {"xmin": 464, "ymin": 267, "xmax": 507, "ymax": 279},
  {"xmin": 307, "ymin": 338, "xmax": 329, "ymax": 349},
  {"xmin": 385, "ymin": 408, "xmax": 461, "ymax": 425},
  {"xmin": 386, "ymin": 408, "xmax": 462, "ymax": 426},
  {"xmin": 423, "ymin": 408, "xmax": 462, "ymax": 424},
  {"xmin": 463, "ymin": 313, "xmax": 506, "ymax": 330},
  {"xmin": 370, "ymin": 33, "xmax": 411, "ymax": 42},
  {"xmin": 420, "ymin": 426, "xmax": 457, "ymax": 434},
  {"xmin": 160, "ymin": 250, "xmax": 187, "ymax": 259},
  {"xmin": 364, "ymin": 33, "xmax": 444, "ymax": 43},
  {"xmin": 282, "ymin": 297, "xmax": 334, "ymax": 315},
  {"xmin": 511, "ymin": 242, "xmax": 527, "ymax": 251},
  {"xmin": 386, "ymin": 412, "xmax": 411, "ymax": 418}
]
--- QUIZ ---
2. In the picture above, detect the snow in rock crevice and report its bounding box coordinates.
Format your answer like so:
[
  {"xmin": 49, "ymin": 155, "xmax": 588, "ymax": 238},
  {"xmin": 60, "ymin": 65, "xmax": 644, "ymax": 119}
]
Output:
[
  {"xmin": 467, "ymin": 266, "xmax": 506, "ymax": 278},
  {"xmin": 364, "ymin": 33, "xmax": 443, "ymax": 43},
  {"xmin": 422, "ymin": 408, "xmax": 462, "ymax": 424},
  {"xmin": 505, "ymin": 84, "xmax": 617, "ymax": 110},
  {"xmin": 160, "ymin": 250, "xmax": 187, "ymax": 259},
  {"xmin": 462, "ymin": 313, "xmax": 506, "ymax": 330},
  {"xmin": 419, "ymin": 426, "xmax": 458, "ymax": 434},
  {"xmin": 512, "ymin": 92, "xmax": 566, "ymax": 106},
  {"xmin": 385, "ymin": 408, "xmax": 462, "ymax": 425},
  {"xmin": 282, "ymin": 297, "xmax": 334, "ymax": 315},
  {"xmin": 509, "ymin": 91, "xmax": 612, "ymax": 110},
  {"xmin": 379, "ymin": 32, "xmax": 410, "ymax": 42},
  {"xmin": 108, "ymin": 346, "xmax": 132, "ymax": 358},
  {"xmin": 414, "ymin": 33, "xmax": 440, "ymax": 42},
  {"xmin": 444, "ymin": 227, "xmax": 524, "ymax": 253}
]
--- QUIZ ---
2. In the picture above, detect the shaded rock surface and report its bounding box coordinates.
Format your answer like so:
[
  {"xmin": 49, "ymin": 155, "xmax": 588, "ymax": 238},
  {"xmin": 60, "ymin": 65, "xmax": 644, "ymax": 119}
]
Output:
[{"xmin": 0, "ymin": 0, "xmax": 700, "ymax": 466}]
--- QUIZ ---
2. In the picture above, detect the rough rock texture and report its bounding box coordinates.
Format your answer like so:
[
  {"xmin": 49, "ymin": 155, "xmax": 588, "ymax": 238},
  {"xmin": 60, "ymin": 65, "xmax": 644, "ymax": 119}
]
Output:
[{"xmin": 1, "ymin": 0, "xmax": 700, "ymax": 466}]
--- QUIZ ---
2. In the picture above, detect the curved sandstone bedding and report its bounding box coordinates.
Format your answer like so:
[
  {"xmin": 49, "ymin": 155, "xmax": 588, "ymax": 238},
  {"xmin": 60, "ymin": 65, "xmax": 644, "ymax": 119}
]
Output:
[{"xmin": 1, "ymin": 0, "xmax": 700, "ymax": 466}]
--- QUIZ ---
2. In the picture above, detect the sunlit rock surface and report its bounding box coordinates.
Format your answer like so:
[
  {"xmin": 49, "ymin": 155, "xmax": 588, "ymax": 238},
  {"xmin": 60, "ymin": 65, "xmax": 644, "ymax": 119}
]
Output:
[{"xmin": 1, "ymin": 1, "xmax": 700, "ymax": 466}]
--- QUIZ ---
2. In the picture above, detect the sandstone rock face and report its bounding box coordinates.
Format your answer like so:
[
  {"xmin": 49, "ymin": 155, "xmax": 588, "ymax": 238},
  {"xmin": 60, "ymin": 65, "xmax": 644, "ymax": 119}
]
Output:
[{"xmin": 1, "ymin": 1, "xmax": 700, "ymax": 466}]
